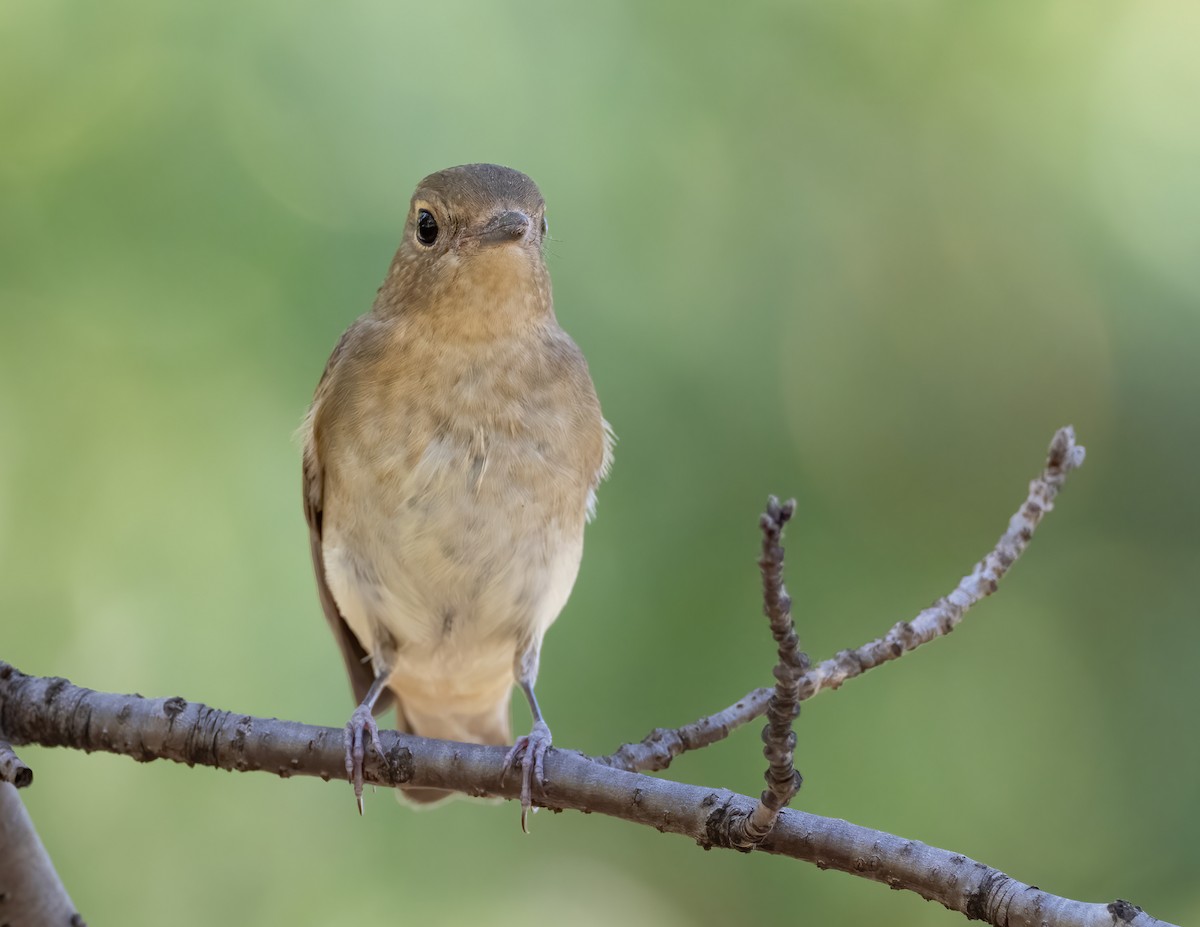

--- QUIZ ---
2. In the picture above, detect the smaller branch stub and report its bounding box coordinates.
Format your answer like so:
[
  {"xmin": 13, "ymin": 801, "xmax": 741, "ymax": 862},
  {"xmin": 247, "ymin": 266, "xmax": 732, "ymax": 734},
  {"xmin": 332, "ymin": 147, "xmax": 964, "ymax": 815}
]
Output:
[{"xmin": 0, "ymin": 738, "xmax": 33, "ymax": 788}]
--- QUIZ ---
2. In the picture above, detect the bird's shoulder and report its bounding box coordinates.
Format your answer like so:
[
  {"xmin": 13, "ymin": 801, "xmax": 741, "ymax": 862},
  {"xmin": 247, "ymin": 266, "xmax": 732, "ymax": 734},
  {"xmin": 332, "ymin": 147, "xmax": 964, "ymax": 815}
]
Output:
[
  {"xmin": 300, "ymin": 315, "xmax": 393, "ymax": 505},
  {"xmin": 533, "ymin": 323, "xmax": 614, "ymax": 497}
]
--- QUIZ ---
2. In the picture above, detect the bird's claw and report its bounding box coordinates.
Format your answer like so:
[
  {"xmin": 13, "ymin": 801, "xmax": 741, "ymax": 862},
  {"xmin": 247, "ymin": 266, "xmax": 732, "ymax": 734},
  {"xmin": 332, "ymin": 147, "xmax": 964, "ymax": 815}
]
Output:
[
  {"xmin": 344, "ymin": 704, "xmax": 385, "ymax": 815},
  {"xmin": 503, "ymin": 719, "xmax": 552, "ymax": 832}
]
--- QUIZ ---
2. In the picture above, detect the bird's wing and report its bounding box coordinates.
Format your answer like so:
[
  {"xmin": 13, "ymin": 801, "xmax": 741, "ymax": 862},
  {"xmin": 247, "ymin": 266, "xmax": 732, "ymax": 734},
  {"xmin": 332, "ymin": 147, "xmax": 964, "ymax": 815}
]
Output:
[{"xmin": 300, "ymin": 323, "xmax": 393, "ymax": 714}]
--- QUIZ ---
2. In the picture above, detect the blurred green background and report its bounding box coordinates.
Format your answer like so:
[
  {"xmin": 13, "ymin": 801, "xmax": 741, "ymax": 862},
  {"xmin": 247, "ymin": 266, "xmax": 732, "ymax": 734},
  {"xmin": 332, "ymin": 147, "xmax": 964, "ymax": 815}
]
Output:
[{"xmin": 2, "ymin": 1, "xmax": 1198, "ymax": 924}]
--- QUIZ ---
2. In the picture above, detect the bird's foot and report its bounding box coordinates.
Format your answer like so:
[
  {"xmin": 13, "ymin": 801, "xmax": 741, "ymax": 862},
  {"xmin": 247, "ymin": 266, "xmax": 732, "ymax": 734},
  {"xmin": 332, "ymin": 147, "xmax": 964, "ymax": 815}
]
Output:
[
  {"xmin": 344, "ymin": 704, "xmax": 385, "ymax": 815},
  {"xmin": 503, "ymin": 719, "xmax": 552, "ymax": 832}
]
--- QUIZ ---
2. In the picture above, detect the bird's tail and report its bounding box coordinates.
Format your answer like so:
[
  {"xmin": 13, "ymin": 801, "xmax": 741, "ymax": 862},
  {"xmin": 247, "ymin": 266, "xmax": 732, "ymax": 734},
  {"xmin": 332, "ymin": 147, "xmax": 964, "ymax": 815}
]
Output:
[
  {"xmin": 393, "ymin": 693, "xmax": 512, "ymax": 806},
  {"xmin": 397, "ymin": 785, "xmax": 458, "ymax": 806}
]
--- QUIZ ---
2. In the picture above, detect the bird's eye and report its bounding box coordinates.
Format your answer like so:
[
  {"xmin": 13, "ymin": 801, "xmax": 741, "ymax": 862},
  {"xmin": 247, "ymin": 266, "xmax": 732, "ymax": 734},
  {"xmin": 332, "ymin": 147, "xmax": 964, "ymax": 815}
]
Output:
[{"xmin": 416, "ymin": 209, "xmax": 439, "ymax": 246}]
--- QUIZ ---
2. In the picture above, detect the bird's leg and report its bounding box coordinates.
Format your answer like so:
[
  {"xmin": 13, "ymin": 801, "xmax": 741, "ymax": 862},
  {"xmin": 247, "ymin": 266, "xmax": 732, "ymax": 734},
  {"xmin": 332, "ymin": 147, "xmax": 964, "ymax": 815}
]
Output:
[
  {"xmin": 503, "ymin": 644, "xmax": 551, "ymax": 832},
  {"xmin": 344, "ymin": 667, "xmax": 390, "ymax": 815}
]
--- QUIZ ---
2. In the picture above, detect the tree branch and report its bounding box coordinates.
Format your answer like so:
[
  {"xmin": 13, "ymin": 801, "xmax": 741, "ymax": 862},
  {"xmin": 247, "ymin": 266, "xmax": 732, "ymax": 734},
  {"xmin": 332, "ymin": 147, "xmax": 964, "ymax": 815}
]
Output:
[
  {"xmin": 1, "ymin": 426, "xmax": 1160, "ymax": 927},
  {"xmin": 601, "ymin": 426, "xmax": 1088, "ymax": 774},
  {"xmin": 0, "ymin": 660, "xmax": 1173, "ymax": 927}
]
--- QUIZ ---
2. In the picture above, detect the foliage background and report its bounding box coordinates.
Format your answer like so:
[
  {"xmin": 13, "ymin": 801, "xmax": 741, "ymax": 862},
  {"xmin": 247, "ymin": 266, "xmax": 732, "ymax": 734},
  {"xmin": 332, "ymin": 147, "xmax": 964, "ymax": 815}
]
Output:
[{"xmin": 2, "ymin": 1, "xmax": 1198, "ymax": 924}]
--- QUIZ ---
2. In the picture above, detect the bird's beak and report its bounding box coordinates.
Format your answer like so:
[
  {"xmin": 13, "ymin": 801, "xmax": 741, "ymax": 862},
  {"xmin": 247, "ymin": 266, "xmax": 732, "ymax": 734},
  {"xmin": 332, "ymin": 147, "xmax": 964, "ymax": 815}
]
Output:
[{"xmin": 478, "ymin": 210, "xmax": 531, "ymax": 245}]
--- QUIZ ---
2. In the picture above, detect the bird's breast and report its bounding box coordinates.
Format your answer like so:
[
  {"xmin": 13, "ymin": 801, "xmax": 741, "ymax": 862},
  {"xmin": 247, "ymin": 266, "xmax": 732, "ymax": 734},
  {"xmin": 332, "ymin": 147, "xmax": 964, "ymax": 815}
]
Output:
[{"xmin": 318, "ymin": 326, "xmax": 599, "ymax": 700}]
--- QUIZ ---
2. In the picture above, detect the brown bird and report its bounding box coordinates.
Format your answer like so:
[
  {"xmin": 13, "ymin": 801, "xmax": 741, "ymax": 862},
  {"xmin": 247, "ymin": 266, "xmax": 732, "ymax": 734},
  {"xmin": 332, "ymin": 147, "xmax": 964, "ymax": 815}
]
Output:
[{"xmin": 300, "ymin": 163, "xmax": 612, "ymax": 821}]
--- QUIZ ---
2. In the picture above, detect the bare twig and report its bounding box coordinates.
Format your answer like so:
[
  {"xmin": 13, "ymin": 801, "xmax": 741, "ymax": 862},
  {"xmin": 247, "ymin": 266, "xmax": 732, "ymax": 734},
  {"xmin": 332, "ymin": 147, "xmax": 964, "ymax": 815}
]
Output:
[
  {"xmin": 0, "ymin": 739, "xmax": 33, "ymax": 788},
  {"xmin": 728, "ymin": 497, "xmax": 808, "ymax": 848},
  {"xmin": 601, "ymin": 426, "xmax": 1087, "ymax": 774},
  {"xmin": 0, "ymin": 659, "xmax": 1173, "ymax": 927}
]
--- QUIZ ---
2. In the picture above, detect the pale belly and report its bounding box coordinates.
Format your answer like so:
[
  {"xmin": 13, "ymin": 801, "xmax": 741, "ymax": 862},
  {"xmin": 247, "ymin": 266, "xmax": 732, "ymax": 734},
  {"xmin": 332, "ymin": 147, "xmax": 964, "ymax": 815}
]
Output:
[{"xmin": 321, "ymin": 431, "xmax": 586, "ymax": 738}]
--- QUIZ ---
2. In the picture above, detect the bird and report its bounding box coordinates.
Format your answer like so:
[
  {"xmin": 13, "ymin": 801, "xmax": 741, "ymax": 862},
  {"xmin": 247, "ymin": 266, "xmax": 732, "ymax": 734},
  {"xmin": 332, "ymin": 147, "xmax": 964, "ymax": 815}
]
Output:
[{"xmin": 299, "ymin": 163, "xmax": 612, "ymax": 823}]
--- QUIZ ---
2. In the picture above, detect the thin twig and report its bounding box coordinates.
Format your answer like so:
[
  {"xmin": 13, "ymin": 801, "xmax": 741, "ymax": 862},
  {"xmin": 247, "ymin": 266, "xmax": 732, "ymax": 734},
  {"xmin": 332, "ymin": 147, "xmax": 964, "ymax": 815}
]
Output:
[
  {"xmin": 600, "ymin": 426, "xmax": 1087, "ymax": 774},
  {"xmin": 728, "ymin": 497, "xmax": 809, "ymax": 848}
]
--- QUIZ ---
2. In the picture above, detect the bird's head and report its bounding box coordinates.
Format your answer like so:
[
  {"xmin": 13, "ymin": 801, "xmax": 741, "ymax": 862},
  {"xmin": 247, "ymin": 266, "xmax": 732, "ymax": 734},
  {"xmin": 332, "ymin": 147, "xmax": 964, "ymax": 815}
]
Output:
[{"xmin": 377, "ymin": 164, "xmax": 554, "ymax": 335}]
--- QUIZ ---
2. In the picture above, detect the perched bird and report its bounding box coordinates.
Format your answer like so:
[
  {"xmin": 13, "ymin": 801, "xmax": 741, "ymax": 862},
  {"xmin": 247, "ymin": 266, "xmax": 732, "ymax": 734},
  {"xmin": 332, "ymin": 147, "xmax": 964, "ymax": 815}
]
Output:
[{"xmin": 300, "ymin": 163, "xmax": 612, "ymax": 821}]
